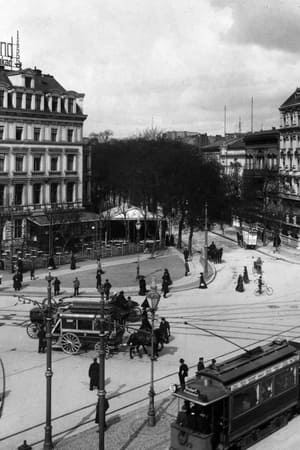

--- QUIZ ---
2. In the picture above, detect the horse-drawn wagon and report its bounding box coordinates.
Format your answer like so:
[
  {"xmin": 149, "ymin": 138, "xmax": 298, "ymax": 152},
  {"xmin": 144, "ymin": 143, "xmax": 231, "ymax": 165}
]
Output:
[{"xmin": 25, "ymin": 296, "xmax": 142, "ymax": 356}]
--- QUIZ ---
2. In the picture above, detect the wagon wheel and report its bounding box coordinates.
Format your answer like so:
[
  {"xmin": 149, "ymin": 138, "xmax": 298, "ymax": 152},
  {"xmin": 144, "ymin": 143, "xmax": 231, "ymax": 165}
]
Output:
[
  {"xmin": 61, "ymin": 333, "xmax": 81, "ymax": 354},
  {"xmin": 26, "ymin": 323, "xmax": 41, "ymax": 339},
  {"xmin": 94, "ymin": 341, "xmax": 111, "ymax": 359}
]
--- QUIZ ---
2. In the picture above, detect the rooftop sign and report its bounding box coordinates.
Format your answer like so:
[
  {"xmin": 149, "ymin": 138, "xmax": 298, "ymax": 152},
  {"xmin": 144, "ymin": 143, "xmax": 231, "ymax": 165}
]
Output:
[{"xmin": 0, "ymin": 31, "xmax": 22, "ymax": 70}]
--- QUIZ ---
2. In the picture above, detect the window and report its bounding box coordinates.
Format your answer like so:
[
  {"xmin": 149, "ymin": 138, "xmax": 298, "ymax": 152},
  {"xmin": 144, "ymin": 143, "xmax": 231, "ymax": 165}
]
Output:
[
  {"xmin": 14, "ymin": 219, "xmax": 23, "ymax": 238},
  {"xmin": 0, "ymin": 157, "xmax": 4, "ymax": 172},
  {"xmin": 77, "ymin": 319, "xmax": 92, "ymax": 330},
  {"xmin": 33, "ymin": 184, "xmax": 41, "ymax": 204},
  {"xmin": 52, "ymin": 96, "xmax": 58, "ymax": 112},
  {"xmin": 50, "ymin": 156, "xmax": 58, "ymax": 171},
  {"xmin": 66, "ymin": 183, "xmax": 74, "ymax": 202},
  {"xmin": 33, "ymin": 127, "xmax": 40, "ymax": 142},
  {"xmin": 16, "ymin": 126, "xmax": 23, "ymax": 140},
  {"xmin": 0, "ymin": 90, "xmax": 4, "ymax": 107},
  {"xmin": 68, "ymin": 98, "xmax": 74, "ymax": 113},
  {"xmin": 51, "ymin": 128, "xmax": 57, "ymax": 142},
  {"xmin": 15, "ymin": 156, "xmax": 23, "ymax": 172},
  {"xmin": 0, "ymin": 126, "xmax": 4, "ymax": 140},
  {"xmin": 233, "ymin": 385, "xmax": 258, "ymax": 417},
  {"xmin": 25, "ymin": 77, "xmax": 32, "ymax": 88},
  {"xmin": 67, "ymin": 129, "xmax": 73, "ymax": 143},
  {"xmin": 67, "ymin": 155, "xmax": 74, "ymax": 171},
  {"xmin": 14, "ymin": 184, "xmax": 23, "ymax": 205},
  {"xmin": 16, "ymin": 92, "xmax": 22, "ymax": 108},
  {"xmin": 35, "ymin": 94, "xmax": 41, "ymax": 110},
  {"xmin": 33, "ymin": 156, "xmax": 41, "ymax": 172},
  {"xmin": 26, "ymin": 93, "xmax": 32, "ymax": 110},
  {"xmin": 0, "ymin": 185, "xmax": 4, "ymax": 206},
  {"xmin": 274, "ymin": 367, "xmax": 296, "ymax": 395},
  {"xmin": 259, "ymin": 378, "xmax": 273, "ymax": 402},
  {"xmin": 50, "ymin": 183, "xmax": 58, "ymax": 203}
]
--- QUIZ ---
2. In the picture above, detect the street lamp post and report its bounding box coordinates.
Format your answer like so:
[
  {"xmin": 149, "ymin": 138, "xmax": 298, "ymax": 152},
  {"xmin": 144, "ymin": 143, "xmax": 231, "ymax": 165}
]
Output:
[
  {"xmin": 204, "ymin": 202, "xmax": 208, "ymax": 278},
  {"xmin": 135, "ymin": 219, "xmax": 141, "ymax": 280},
  {"xmin": 44, "ymin": 272, "xmax": 54, "ymax": 450},
  {"xmin": 146, "ymin": 277, "xmax": 161, "ymax": 426},
  {"xmin": 97, "ymin": 287, "xmax": 107, "ymax": 450}
]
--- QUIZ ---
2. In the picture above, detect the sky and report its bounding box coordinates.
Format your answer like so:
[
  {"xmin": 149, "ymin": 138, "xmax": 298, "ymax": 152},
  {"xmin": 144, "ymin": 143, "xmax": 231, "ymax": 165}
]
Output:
[{"xmin": 1, "ymin": 0, "xmax": 300, "ymax": 138}]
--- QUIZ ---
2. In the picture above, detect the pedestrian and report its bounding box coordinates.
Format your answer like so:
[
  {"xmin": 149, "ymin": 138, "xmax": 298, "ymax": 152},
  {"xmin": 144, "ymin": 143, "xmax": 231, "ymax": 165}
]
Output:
[
  {"xmin": 183, "ymin": 247, "xmax": 189, "ymax": 262},
  {"xmin": 103, "ymin": 279, "xmax": 112, "ymax": 300},
  {"xmin": 48, "ymin": 256, "xmax": 56, "ymax": 270},
  {"xmin": 235, "ymin": 274, "xmax": 244, "ymax": 292},
  {"xmin": 184, "ymin": 261, "xmax": 190, "ymax": 276},
  {"xmin": 88, "ymin": 357, "xmax": 99, "ymax": 390},
  {"xmin": 197, "ymin": 357, "xmax": 205, "ymax": 373},
  {"xmin": 243, "ymin": 266, "xmax": 249, "ymax": 284},
  {"xmin": 17, "ymin": 258, "xmax": 23, "ymax": 275},
  {"xmin": 30, "ymin": 260, "xmax": 35, "ymax": 280},
  {"xmin": 159, "ymin": 317, "xmax": 170, "ymax": 343},
  {"xmin": 178, "ymin": 358, "xmax": 189, "ymax": 390},
  {"xmin": 53, "ymin": 277, "xmax": 61, "ymax": 296},
  {"xmin": 209, "ymin": 358, "xmax": 218, "ymax": 371},
  {"xmin": 13, "ymin": 273, "xmax": 19, "ymax": 291},
  {"xmin": 73, "ymin": 277, "xmax": 80, "ymax": 296},
  {"xmin": 163, "ymin": 268, "xmax": 172, "ymax": 286},
  {"xmin": 199, "ymin": 272, "xmax": 207, "ymax": 289},
  {"xmin": 96, "ymin": 271, "xmax": 102, "ymax": 290},
  {"xmin": 37, "ymin": 326, "xmax": 46, "ymax": 353},
  {"xmin": 95, "ymin": 397, "xmax": 109, "ymax": 430},
  {"xmin": 139, "ymin": 275, "xmax": 147, "ymax": 296},
  {"xmin": 162, "ymin": 277, "xmax": 169, "ymax": 298},
  {"xmin": 70, "ymin": 254, "xmax": 76, "ymax": 270}
]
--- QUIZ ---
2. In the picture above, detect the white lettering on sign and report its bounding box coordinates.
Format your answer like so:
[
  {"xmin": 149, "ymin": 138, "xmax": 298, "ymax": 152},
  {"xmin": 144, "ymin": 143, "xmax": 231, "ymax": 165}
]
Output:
[
  {"xmin": 0, "ymin": 33, "xmax": 22, "ymax": 69},
  {"xmin": 229, "ymin": 355, "xmax": 299, "ymax": 392}
]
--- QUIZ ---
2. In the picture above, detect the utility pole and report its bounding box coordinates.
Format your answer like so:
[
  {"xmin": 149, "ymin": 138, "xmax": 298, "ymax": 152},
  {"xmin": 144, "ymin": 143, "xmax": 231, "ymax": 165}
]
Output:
[
  {"xmin": 204, "ymin": 202, "xmax": 208, "ymax": 278},
  {"xmin": 44, "ymin": 272, "xmax": 54, "ymax": 450}
]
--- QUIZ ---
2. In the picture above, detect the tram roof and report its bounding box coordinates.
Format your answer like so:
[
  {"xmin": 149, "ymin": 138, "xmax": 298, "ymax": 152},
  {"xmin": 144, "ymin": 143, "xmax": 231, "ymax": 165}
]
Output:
[{"xmin": 214, "ymin": 340, "xmax": 298, "ymax": 385}]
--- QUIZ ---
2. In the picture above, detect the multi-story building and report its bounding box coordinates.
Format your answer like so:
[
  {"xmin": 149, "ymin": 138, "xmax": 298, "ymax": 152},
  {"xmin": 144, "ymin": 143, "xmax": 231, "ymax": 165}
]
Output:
[
  {"xmin": 0, "ymin": 64, "xmax": 96, "ymax": 254},
  {"xmin": 279, "ymin": 89, "xmax": 300, "ymax": 241}
]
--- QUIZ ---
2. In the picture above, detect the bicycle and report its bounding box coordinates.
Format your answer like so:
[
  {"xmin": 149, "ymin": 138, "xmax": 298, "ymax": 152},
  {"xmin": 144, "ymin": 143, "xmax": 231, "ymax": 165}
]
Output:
[{"xmin": 254, "ymin": 279, "xmax": 273, "ymax": 296}]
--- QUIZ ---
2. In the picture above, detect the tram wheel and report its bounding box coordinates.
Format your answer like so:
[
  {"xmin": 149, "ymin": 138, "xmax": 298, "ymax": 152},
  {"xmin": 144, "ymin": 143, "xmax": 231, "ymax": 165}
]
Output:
[
  {"xmin": 26, "ymin": 323, "xmax": 41, "ymax": 339},
  {"xmin": 61, "ymin": 332, "xmax": 81, "ymax": 354}
]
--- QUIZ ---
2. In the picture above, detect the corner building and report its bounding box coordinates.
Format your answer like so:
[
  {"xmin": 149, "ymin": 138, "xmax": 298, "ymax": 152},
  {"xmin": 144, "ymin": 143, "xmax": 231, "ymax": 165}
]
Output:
[{"xmin": 0, "ymin": 64, "xmax": 88, "ymax": 251}]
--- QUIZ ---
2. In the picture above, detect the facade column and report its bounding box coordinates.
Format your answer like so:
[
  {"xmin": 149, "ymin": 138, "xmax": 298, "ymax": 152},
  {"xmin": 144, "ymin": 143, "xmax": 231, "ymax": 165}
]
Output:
[
  {"xmin": 3, "ymin": 91, "xmax": 8, "ymax": 108},
  {"xmin": 31, "ymin": 94, "xmax": 36, "ymax": 110},
  {"xmin": 21, "ymin": 93, "xmax": 26, "ymax": 109},
  {"xmin": 12, "ymin": 92, "xmax": 16, "ymax": 108},
  {"xmin": 41, "ymin": 95, "xmax": 45, "ymax": 111},
  {"xmin": 57, "ymin": 97, "xmax": 61, "ymax": 113}
]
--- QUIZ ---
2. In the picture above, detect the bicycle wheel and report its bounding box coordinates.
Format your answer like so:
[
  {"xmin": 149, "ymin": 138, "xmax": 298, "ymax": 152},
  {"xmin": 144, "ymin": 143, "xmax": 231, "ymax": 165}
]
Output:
[
  {"xmin": 254, "ymin": 288, "xmax": 261, "ymax": 296},
  {"xmin": 266, "ymin": 286, "xmax": 273, "ymax": 296}
]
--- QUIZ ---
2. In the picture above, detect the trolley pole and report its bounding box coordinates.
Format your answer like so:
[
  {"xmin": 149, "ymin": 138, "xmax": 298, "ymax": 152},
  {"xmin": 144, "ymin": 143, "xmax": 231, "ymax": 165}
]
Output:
[
  {"xmin": 44, "ymin": 272, "xmax": 54, "ymax": 450},
  {"xmin": 98, "ymin": 287, "xmax": 106, "ymax": 450},
  {"xmin": 204, "ymin": 202, "xmax": 208, "ymax": 278}
]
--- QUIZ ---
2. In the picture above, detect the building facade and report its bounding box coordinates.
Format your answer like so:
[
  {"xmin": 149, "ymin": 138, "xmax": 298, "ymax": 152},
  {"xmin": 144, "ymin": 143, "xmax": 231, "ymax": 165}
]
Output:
[
  {"xmin": 0, "ymin": 65, "xmax": 88, "ymax": 253},
  {"xmin": 279, "ymin": 88, "xmax": 300, "ymax": 240}
]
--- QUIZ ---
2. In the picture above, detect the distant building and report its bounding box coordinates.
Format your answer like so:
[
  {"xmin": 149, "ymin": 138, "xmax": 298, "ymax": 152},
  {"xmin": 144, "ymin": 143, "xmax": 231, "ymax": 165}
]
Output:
[
  {"xmin": 163, "ymin": 130, "xmax": 209, "ymax": 147},
  {"xmin": 200, "ymin": 135, "xmax": 246, "ymax": 175},
  {"xmin": 0, "ymin": 64, "xmax": 97, "ymax": 255}
]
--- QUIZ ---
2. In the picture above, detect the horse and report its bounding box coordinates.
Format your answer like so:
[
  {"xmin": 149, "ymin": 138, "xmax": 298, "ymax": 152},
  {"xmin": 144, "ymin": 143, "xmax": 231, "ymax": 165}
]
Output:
[{"xmin": 127, "ymin": 328, "xmax": 164, "ymax": 359}]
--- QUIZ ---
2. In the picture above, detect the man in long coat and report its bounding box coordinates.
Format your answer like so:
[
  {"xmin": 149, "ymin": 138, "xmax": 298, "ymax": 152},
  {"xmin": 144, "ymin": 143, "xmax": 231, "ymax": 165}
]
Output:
[{"xmin": 89, "ymin": 357, "xmax": 99, "ymax": 390}]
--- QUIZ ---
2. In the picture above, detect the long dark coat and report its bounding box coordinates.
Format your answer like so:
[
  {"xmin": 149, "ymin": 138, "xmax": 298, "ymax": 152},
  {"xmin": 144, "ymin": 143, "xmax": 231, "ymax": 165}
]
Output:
[{"xmin": 89, "ymin": 361, "xmax": 99, "ymax": 384}]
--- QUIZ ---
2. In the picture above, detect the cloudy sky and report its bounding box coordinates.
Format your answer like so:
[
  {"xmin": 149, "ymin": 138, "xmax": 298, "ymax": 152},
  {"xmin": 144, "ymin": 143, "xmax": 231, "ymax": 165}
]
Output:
[{"xmin": 2, "ymin": 0, "xmax": 300, "ymax": 137}]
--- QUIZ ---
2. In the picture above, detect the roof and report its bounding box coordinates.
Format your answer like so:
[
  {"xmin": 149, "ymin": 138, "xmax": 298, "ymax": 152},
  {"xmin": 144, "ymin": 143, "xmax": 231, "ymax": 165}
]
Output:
[
  {"xmin": 279, "ymin": 88, "xmax": 300, "ymax": 110},
  {"xmin": 201, "ymin": 136, "xmax": 245, "ymax": 152},
  {"xmin": 28, "ymin": 210, "xmax": 99, "ymax": 227},
  {"xmin": 101, "ymin": 205, "xmax": 162, "ymax": 220}
]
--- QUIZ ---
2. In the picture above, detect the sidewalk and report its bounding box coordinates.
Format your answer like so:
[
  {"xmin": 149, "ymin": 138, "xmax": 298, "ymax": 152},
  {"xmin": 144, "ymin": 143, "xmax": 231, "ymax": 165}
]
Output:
[
  {"xmin": 55, "ymin": 395, "xmax": 177, "ymax": 450},
  {"xmin": 211, "ymin": 225, "xmax": 300, "ymax": 266}
]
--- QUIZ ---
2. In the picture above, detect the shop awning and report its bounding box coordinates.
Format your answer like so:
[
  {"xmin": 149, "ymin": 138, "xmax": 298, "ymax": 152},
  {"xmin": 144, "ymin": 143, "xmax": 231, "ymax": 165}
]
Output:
[{"xmin": 28, "ymin": 210, "xmax": 99, "ymax": 227}]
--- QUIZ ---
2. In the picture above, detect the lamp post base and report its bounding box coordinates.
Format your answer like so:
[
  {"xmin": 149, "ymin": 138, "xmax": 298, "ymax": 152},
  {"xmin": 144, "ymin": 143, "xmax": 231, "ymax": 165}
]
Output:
[{"xmin": 148, "ymin": 388, "xmax": 156, "ymax": 427}]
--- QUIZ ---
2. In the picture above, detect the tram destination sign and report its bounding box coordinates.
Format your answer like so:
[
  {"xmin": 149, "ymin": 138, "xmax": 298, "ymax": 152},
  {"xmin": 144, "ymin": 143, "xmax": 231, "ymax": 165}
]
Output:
[
  {"xmin": 229, "ymin": 354, "xmax": 300, "ymax": 392},
  {"xmin": 0, "ymin": 33, "xmax": 22, "ymax": 70}
]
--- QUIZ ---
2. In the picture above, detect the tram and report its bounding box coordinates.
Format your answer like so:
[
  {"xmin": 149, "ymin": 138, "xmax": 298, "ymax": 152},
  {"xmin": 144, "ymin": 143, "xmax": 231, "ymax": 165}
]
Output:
[{"xmin": 170, "ymin": 339, "xmax": 300, "ymax": 450}]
